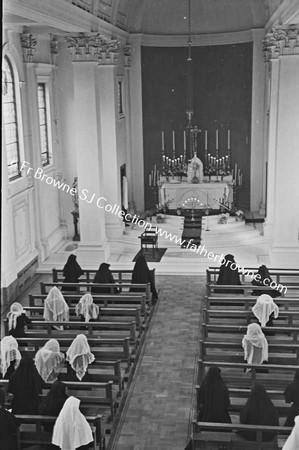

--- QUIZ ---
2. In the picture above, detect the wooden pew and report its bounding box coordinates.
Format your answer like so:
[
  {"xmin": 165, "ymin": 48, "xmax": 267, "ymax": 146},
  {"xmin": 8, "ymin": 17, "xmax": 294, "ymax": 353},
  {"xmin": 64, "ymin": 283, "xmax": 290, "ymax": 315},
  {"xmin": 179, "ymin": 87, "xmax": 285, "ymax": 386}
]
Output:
[
  {"xmin": 1, "ymin": 378, "xmax": 114, "ymax": 422},
  {"xmin": 206, "ymin": 296, "xmax": 299, "ymax": 311},
  {"xmin": 23, "ymin": 305, "xmax": 143, "ymax": 330},
  {"xmin": 202, "ymin": 309, "xmax": 299, "ymax": 327},
  {"xmin": 191, "ymin": 421, "xmax": 292, "ymax": 450},
  {"xmin": 29, "ymin": 293, "xmax": 148, "ymax": 316},
  {"xmin": 17, "ymin": 337, "xmax": 131, "ymax": 372},
  {"xmin": 207, "ymin": 267, "xmax": 299, "ymax": 285},
  {"xmin": 195, "ymin": 385, "xmax": 291, "ymax": 416},
  {"xmin": 15, "ymin": 414, "xmax": 102, "ymax": 450},
  {"xmin": 52, "ymin": 267, "xmax": 156, "ymax": 288},
  {"xmin": 40, "ymin": 281, "xmax": 151, "ymax": 301},
  {"xmin": 22, "ymin": 319, "xmax": 137, "ymax": 342},
  {"xmin": 199, "ymin": 340, "xmax": 299, "ymax": 365},
  {"xmin": 202, "ymin": 323, "xmax": 299, "ymax": 342},
  {"xmin": 198, "ymin": 360, "xmax": 299, "ymax": 389},
  {"xmin": 206, "ymin": 283, "xmax": 299, "ymax": 297}
]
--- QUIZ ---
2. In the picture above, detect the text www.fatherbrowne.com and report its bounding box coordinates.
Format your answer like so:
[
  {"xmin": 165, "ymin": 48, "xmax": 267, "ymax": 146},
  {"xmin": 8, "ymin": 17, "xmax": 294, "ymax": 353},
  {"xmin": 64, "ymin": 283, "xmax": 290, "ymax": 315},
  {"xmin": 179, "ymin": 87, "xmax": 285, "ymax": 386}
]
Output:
[{"xmin": 21, "ymin": 161, "xmax": 287, "ymax": 295}]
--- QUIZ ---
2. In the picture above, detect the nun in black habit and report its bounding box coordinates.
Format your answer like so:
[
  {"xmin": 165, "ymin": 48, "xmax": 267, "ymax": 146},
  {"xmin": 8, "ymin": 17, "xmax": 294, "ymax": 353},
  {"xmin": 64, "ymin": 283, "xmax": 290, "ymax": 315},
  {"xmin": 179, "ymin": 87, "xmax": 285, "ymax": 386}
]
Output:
[
  {"xmin": 239, "ymin": 383, "xmax": 279, "ymax": 441},
  {"xmin": 130, "ymin": 255, "xmax": 158, "ymax": 300},
  {"xmin": 91, "ymin": 263, "xmax": 120, "ymax": 294},
  {"xmin": 0, "ymin": 388, "xmax": 19, "ymax": 450},
  {"xmin": 197, "ymin": 366, "xmax": 231, "ymax": 423},
  {"xmin": 40, "ymin": 380, "xmax": 69, "ymax": 432},
  {"xmin": 62, "ymin": 254, "xmax": 84, "ymax": 291},
  {"xmin": 251, "ymin": 265, "xmax": 281, "ymax": 298},
  {"xmin": 215, "ymin": 254, "xmax": 243, "ymax": 294},
  {"xmin": 8, "ymin": 356, "xmax": 44, "ymax": 414},
  {"xmin": 284, "ymin": 369, "xmax": 299, "ymax": 427}
]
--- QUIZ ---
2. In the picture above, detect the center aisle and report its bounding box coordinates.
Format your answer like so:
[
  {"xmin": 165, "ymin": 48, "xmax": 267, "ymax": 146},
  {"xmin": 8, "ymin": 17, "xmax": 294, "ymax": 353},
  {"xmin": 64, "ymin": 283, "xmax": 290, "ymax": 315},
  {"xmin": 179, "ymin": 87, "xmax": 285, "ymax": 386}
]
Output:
[{"xmin": 110, "ymin": 275, "xmax": 205, "ymax": 450}]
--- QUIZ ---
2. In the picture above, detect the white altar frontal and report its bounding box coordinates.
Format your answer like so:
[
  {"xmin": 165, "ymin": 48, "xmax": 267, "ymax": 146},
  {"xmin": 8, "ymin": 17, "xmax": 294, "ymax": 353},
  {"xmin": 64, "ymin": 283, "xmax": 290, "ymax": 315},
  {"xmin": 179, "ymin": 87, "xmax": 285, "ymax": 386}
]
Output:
[{"xmin": 161, "ymin": 180, "xmax": 232, "ymax": 210}]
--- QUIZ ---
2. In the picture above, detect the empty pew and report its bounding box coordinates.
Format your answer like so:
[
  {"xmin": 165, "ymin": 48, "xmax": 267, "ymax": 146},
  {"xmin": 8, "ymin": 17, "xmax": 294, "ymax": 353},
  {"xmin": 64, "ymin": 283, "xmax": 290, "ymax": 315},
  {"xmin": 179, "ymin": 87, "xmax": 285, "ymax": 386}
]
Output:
[
  {"xmin": 202, "ymin": 309, "xmax": 299, "ymax": 327},
  {"xmin": 206, "ymin": 296, "xmax": 299, "ymax": 311},
  {"xmin": 40, "ymin": 281, "xmax": 151, "ymax": 301},
  {"xmin": 202, "ymin": 323, "xmax": 299, "ymax": 343},
  {"xmin": 21, "ymin": 320, "xmax": 137, "ymax": 342},
  {"xmin": 16, "ymin": 414, "xmax": 102, "ymax": 450},
  {"xmin": 29, "ymin": 293, "xmax": 148, "ymax": 316},
  {"xmin": 23, "ymin": 305, "xmax": 143, "ymax": 330},
  {"xmin": 206, "ymin": 284, "xmax": 299, "ymax": 297},
  {"xmin": 191, "ymin": 421, "xmax": 292, "ymax": 450},
  {"xmin": 199, "ymin": 340, "xmax": 299, "ymax": 365},
  {"xmin": 198, "ymin": 360, "xmax": 299, "ymax": 390},
  {"xmin": 207, "ymin": 267, "xmax": 299, "ymax": 285}
]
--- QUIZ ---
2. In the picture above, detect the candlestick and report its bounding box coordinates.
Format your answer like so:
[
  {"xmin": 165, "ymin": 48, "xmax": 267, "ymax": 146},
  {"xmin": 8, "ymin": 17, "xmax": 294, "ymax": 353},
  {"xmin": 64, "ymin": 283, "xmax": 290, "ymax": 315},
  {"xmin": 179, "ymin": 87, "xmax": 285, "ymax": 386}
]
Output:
[
  {"xmin": 162, "ymin": 131, "xmax": 165, "ymax": 153},
  {"xmin": 216, "ymin": 129, "xmax": 218, "ymax": 150},
  {"xmin": 162, "ymin": 155, "xmax": 165, "ymax": 162},
  {"xmin": 228, "ymin": 129, "xmax": 230, "ymax": 150},
  {"xmin": 184, "ymin": 131, "xmax": 186, "ymax": 151},
  {"xmin": 149, "ymin": 174, "xmax": 151, "ymax": 186},
  {"xmin": 172, "ymin": 131, "xmax": 175, "ymax": 151},
  {"xmin": 205, "ymin": 130, "xmax": 207, "ymax": 150}
]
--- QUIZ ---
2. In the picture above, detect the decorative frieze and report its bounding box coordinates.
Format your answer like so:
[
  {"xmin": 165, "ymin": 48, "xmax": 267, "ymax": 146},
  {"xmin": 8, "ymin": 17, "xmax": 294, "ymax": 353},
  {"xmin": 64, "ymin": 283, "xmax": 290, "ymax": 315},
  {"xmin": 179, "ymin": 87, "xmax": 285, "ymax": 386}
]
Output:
[
  {"xmin": 20, "ymin": 33, "xmax": 37, "ymax": 63},
  {"xmin": 65, "ymin": 33, "xmax": 120, "ymax": 64},
  {"xmin": 264, "ymin": 26, "xmax": 299, "ymax": 60},
  {"xmin": 124, "ymin": 44, "xmax": 132, "ymax": 67}
]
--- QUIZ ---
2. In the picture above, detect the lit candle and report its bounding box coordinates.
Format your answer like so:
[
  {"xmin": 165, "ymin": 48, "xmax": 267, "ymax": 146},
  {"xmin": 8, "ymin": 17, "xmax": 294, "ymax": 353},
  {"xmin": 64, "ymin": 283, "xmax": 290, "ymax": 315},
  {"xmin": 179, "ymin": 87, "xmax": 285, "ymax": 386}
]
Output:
[
  {"xmin": 184, "ymin": 131, "xmax": 186, "ymax": 151},
  {"xmin": 205, "ymin": 130, "xmax": 207, "ymax": 150},
  {"xmin": 180, "ymin": 154, "xmax": 183, "ymax": 162},
  {"xmin": 172, "ymin": 131, "xmax": 175, "ymax": 151},
  {"xmin": 162, "ymin": 131, "xmax": 165, "ymax": 152},
  {"xmin": 228, "ymin": 129, "xmax": 230, "ymax": 150},
  {"xmin": 162, "ymin": 155, "xmax": 166, "ymax": 162},
  {"xmin": 216, "ymin": 129, "xmax": 218, "ymax": 150}
]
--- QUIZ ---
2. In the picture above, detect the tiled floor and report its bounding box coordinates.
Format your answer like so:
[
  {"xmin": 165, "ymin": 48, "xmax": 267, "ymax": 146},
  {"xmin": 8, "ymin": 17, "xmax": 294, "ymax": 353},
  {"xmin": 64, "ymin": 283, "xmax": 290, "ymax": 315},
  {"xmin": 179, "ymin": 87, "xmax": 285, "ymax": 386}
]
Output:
[{"xmin": 110, "ymin": 275, "xmax": 205, "ymax": 450}]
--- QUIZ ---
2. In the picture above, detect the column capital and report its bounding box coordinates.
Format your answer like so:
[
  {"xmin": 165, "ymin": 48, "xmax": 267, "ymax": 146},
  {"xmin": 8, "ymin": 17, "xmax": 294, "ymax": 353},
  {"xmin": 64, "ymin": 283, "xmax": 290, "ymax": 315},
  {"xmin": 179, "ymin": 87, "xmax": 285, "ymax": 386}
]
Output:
[
  {"xmin": 65, "ymin": 33, "xmax": 120, "ymax": 65},
  {"xmin": 124, "ymin": 44, "xmax": 132, "ymax": 67},
  {"xmin": 20, "ymin": 33, "xmax": 38, "ymax": 63},
  {"xmin": 264, "ymin": 26, "xmax": 299, "ymax": 61},
  {"xmin": 50, "ymin": 35, "xmax": 59, "ymax": 65}
]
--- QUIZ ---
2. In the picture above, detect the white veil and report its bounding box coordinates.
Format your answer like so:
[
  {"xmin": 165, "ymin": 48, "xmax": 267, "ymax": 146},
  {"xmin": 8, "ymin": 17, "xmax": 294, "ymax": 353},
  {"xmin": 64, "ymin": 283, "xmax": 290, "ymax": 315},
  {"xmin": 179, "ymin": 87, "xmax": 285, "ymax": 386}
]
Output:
[
  {"xmin": 34, "ymin": 338, "xmax": 65, "ymax": 382},
  {"xmin": 0, "ymin": 336, "xmax": 21, "ymax": 377},
  {"xmin": 52, "ymin": 396, "xmax": 93, "ymax": 450},
  {"xmin": 43, "ymin": 287, "xmax": 69, "ymax": 322},
  {"xmin": 66, "ymin": 334, "xmax": 95, "ymax": 381},
  {"xmin": 252, "ymin": 294, "xmax": 279, "ymax": 327},
  {"xmin": 242, "ymin": 323, "xmax": 268, "ymax": 365},
  {"xmin": 7, "ymin": 302, "xmax": 25, "ymax": 330},
  {"xmin": 75, "ymin": 293, "xmax": 99, "ymax": 322}
]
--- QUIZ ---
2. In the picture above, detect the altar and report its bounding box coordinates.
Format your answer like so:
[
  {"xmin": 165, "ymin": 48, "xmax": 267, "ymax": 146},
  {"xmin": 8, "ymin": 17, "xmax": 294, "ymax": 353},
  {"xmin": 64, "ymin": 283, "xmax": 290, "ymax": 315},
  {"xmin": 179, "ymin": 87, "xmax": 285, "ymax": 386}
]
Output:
[{"xmin": 161, "ymin": 181, "xmax": 232, "ymax": 210}]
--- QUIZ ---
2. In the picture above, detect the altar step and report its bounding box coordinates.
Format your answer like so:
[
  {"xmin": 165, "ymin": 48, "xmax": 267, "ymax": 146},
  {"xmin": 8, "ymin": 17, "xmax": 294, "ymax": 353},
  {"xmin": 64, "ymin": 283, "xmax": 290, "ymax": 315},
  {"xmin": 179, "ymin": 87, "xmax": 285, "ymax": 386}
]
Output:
[{"xmin": 244, "ymin": 211, "xmax": 265, "ymax": 224}]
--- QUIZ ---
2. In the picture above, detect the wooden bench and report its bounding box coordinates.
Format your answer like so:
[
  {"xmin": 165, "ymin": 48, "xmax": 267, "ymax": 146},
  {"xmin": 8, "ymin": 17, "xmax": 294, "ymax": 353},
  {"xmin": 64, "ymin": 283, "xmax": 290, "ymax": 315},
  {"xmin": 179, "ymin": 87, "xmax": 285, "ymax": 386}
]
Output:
[
  {"xmin": 199, "ymin": 340, "xmax": 299, "ymax": 365},
  {"xmin": 191, "ymin": 421, "xmax": 292, "ymax": 450},
  {"xmin": 195, "ymin": 385, "xmax": 291, "ymax": 417},
  {"xmin": 207, "ymin": 267, "xmax": 299, "ymax": 285},
  {"xmin": 206, "ymin": 284, "xmax": 299, "ymax": 297},
  {"xmin": 40, "ymin": 281, "xmax": 152, "ymax": 301},
  {"xmin": 17, "ymin": 337, "xmax": 131, "ymax": 368},
  {"xmin": 205, "ymin": 296, "xmax": 299, "ymax": 311},
  {"xmin": 15, "ymin": 414, "xmax": 102, "ymax": 449},
  {"xmin": 53, "ymin": 268, "xmax": 136, "ymax": 283},
  {"xmin": 23, "ymin": 305, "xmax": 143, "ymax": 330},
  {"xmin": 22, "ymin": 319, "xmax": 137, "ymax": 342},
  {"xmin": 29, "ymin": 293, "xmax": 148, "ymax": 316},
  {"xmin": 202, "ymin": 309, "xmax": 299, "ymax": 327},
  {"xmin": 202, "ymin": 323, "xmax": 299, "ymax": 342},
  {"xmin": 197, "ymin": 360, "xmax": 299, "ymax": 389}
]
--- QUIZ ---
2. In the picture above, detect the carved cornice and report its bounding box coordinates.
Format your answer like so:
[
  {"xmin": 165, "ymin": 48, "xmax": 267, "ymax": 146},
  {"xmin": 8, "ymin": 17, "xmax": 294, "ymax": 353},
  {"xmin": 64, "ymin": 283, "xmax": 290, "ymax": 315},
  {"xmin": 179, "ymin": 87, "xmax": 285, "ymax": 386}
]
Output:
[
  {"xmin": 264, "ymin": 26, "xmax": 299, "ymax": 60},
  {"xmin": 20, "ymin": 33, "xmax": 37, "ymax": 63},
  {"xmin": 124, "ymin": 44, "xmax": 132, "ymax": 67},
  {"xmin": 65, "ymin": 33, "xmax": 120, "ymax": 65}
]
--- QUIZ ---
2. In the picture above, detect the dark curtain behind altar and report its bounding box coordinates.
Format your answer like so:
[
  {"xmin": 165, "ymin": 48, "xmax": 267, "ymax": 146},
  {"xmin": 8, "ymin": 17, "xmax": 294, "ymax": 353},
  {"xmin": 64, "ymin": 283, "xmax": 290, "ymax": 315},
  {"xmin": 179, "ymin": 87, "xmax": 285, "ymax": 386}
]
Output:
[{"xmin": 141, "ymin": 43, "xmax": 252, "ymax": 211}]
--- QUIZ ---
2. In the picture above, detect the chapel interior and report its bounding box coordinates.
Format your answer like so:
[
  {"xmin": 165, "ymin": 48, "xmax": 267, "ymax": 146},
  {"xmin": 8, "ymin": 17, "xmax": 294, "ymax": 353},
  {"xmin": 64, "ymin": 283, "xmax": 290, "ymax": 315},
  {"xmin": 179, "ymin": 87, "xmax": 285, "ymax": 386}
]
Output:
[{"xmin": 1, "ymin": 0, "xmax": 299, "ymax": 449}]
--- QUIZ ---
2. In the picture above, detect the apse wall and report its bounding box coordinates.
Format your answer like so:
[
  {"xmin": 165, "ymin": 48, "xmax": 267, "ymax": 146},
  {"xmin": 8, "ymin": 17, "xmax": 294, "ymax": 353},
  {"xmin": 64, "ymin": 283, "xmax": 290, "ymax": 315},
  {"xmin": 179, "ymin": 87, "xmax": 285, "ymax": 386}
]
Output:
[{"xmin": 141, "ymin": 43, "xmax": 253, "ymax": 211}]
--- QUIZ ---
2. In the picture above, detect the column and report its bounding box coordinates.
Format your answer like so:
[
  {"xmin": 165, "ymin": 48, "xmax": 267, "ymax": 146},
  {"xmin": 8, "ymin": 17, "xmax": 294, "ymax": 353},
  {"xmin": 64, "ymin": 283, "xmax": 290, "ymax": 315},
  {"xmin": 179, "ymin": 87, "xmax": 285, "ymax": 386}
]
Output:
[
  {"xmin": 263, "ymin": 27, "xmax": 299, "ymax": 266},
  {"xmin": 250, "ymin": 29, "xmax": 266, "ymax": 212},
  {"xmin": 66, "ymin": 33, "xmax": 111, "ymax": 262},
  {"xmin": 96, "ymin": 56, "xmax": 123, "ymax": 239},
  {"xmin": 127, "ymin": 34, "xmax": 144, "ymax": 212},
  {"xmin": 124, "ymin": 44, "xmax": 134, "ymax": 206}
]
